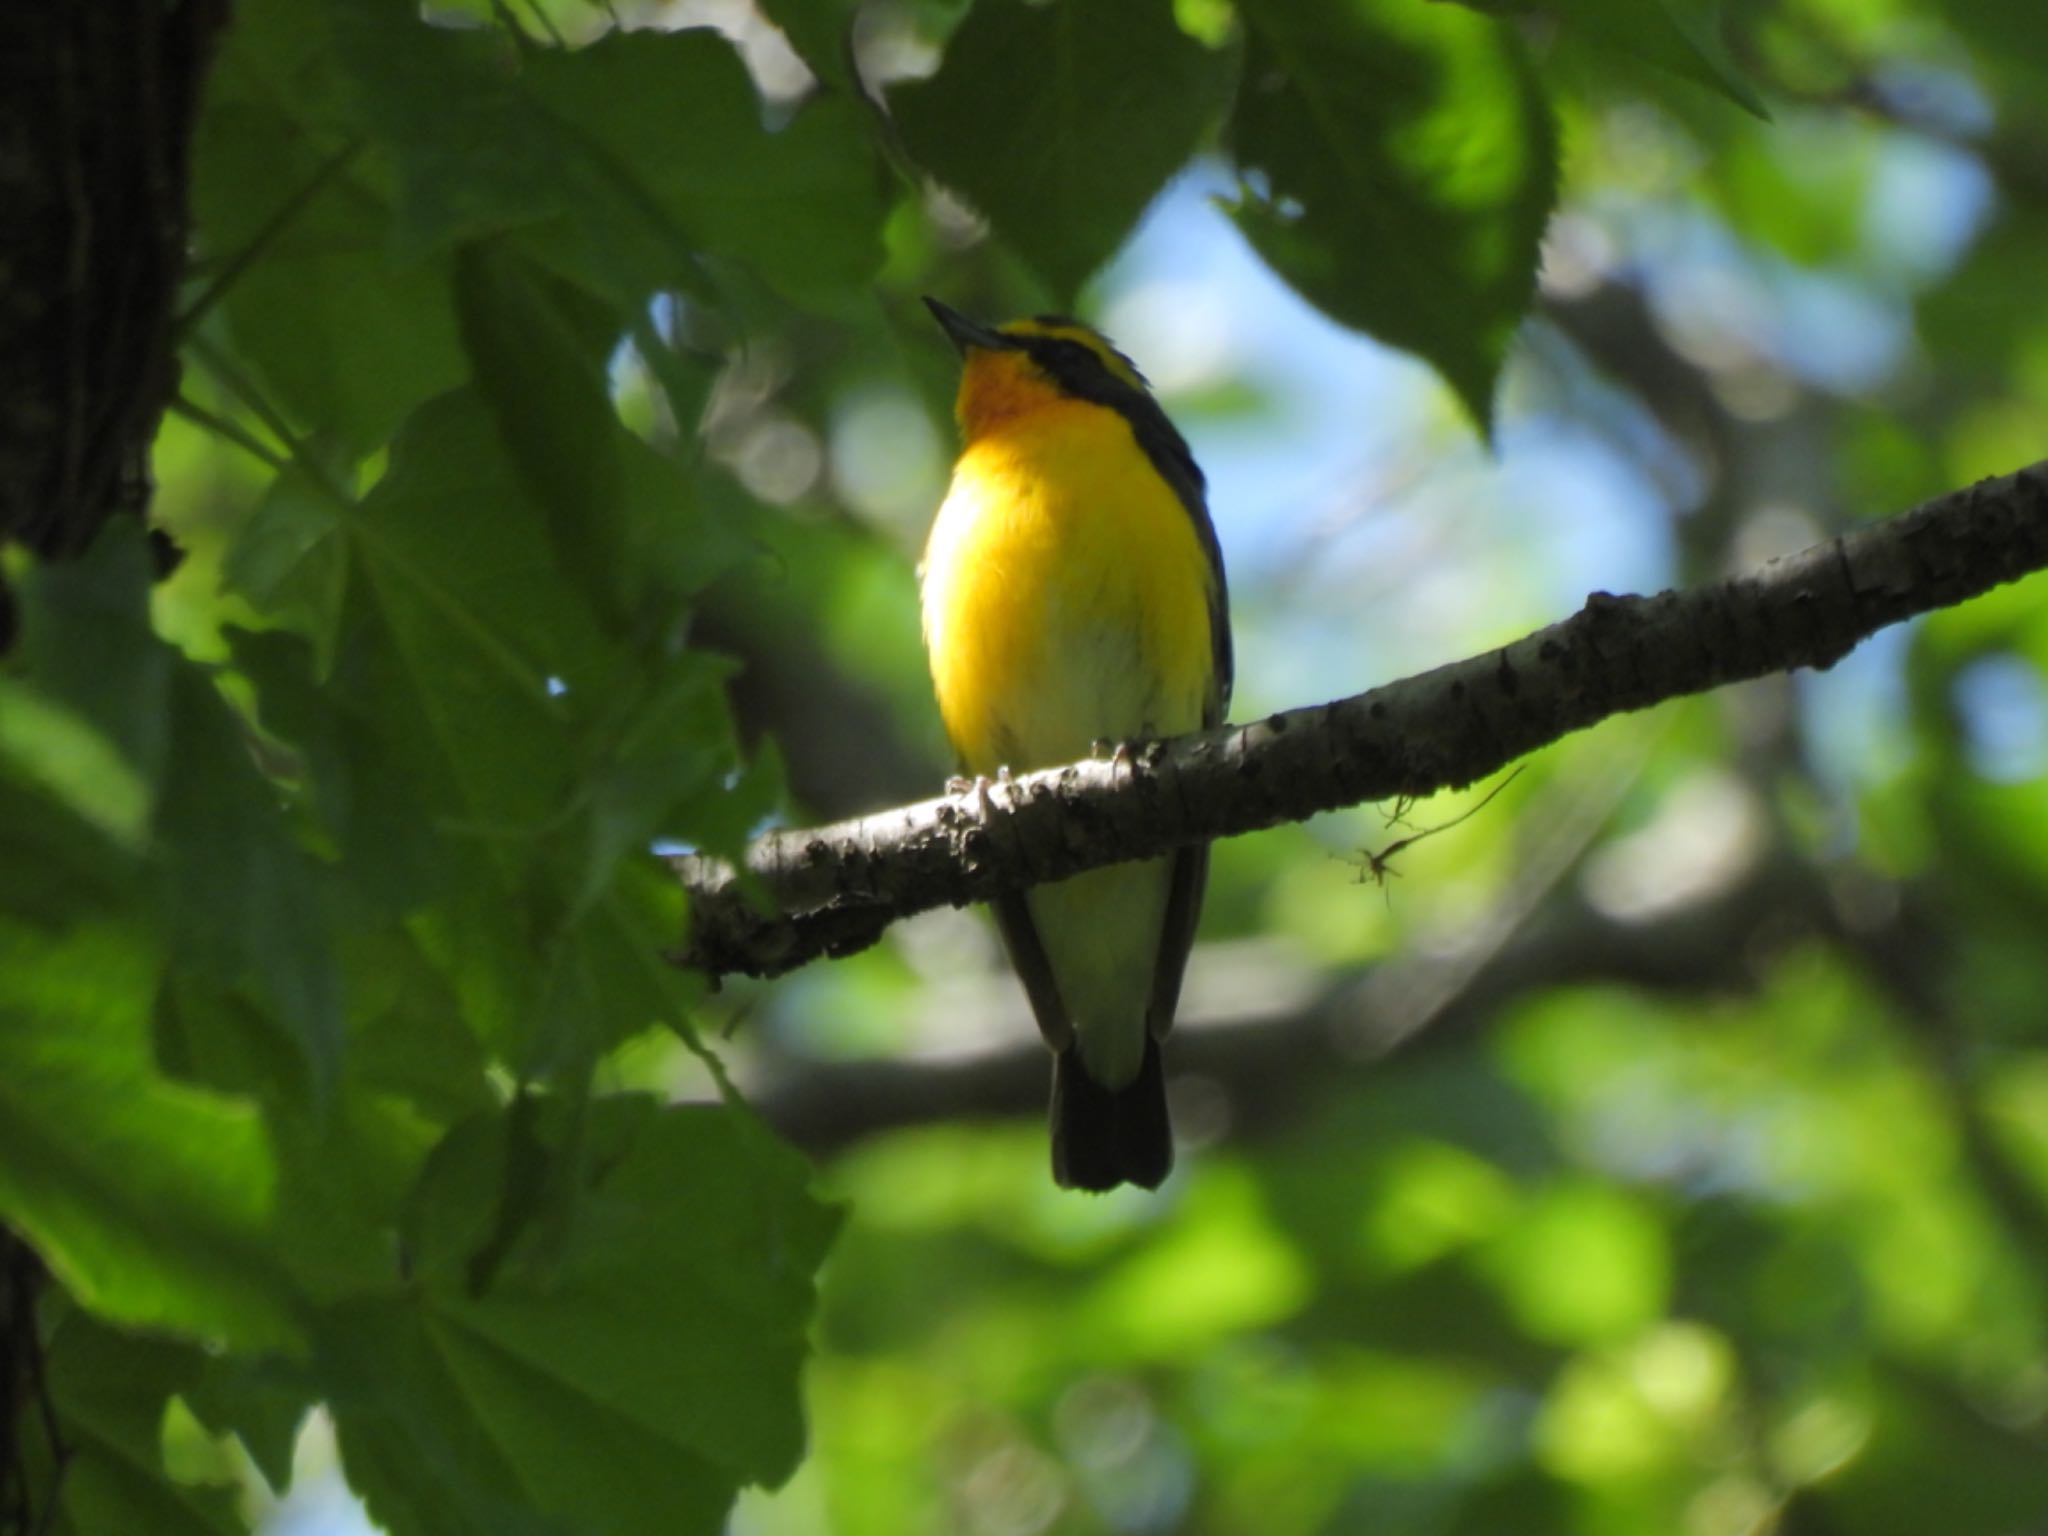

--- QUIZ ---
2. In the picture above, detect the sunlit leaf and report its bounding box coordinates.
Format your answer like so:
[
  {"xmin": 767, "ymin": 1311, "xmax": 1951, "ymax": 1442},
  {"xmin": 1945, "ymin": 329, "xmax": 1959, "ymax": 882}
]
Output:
[
  {"xmin": 1478, "ymin": 1180, "xmax": 1671, "ymax": 1345},
  {"xmin": 0, "ymin": 921, "xmax": 299, "ymax": 1351},
  {"xmin": 18, "ymin": 527, "xmax": 343, "ymax": 1094}
]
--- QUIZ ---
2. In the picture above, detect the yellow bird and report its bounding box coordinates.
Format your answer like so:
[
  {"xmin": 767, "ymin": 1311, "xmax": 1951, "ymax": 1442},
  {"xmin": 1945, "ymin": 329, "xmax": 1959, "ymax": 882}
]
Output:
[{"xmin": 920, "ymin": 298, "xmax": 1231, "ymax": 1191}]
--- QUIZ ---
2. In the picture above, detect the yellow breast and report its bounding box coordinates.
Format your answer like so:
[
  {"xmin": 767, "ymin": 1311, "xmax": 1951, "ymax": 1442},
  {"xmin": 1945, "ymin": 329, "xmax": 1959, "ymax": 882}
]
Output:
[{"xmin": 921, "ymin": 399, "xmax": 1216, "ymax": 775}]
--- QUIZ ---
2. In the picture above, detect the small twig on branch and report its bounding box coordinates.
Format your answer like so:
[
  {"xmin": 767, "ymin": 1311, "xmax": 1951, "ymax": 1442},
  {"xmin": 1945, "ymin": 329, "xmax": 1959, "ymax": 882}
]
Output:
[
  {"xmin": 670, "ymin": 460, "xmax": 2048, "ymax": 982},
  {"xmin": 1350, "ymin": 765, "xmax": 1527, "ymax": 891}
]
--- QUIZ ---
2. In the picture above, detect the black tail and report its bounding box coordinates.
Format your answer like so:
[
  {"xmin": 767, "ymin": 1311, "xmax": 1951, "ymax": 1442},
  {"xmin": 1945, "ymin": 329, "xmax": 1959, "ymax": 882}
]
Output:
[{"xmin": 1050, "ymin": 1036, "xmax": 1173, "ymax": 1192}]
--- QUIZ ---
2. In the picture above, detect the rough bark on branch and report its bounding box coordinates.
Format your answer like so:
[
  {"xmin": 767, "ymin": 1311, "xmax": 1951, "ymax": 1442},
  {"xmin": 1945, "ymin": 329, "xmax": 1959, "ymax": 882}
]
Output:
[
  {"xmin": 0, "ymin": 0, "xmax": 227, "ymax": 568},
  {"xmin": 672, "ymin": 460, "xmax": 2048, "ymax": 981}
]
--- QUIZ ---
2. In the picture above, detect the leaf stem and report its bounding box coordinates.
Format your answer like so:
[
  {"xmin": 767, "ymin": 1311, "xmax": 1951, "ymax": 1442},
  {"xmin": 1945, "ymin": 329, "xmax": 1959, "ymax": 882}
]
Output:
[{"xmin": 175, "ymin": 137, "xmax": 364, "ymax": 338}]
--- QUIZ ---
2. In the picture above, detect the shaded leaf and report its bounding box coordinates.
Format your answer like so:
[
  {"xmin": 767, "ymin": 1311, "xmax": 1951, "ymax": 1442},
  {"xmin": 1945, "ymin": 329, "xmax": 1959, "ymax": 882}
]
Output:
[
  {"xmin": 230, "ymin": 626, "xmax": 442, "ymax": 912},
  {"xmin": 16, "ymin": 522, "xmax": 171, "ymax": 791},
  {"xmin": 192, "ymin": 58, "xmax": 467, "ymax": 453},
  {"xmin": 332, "ymin": 388, "xmax": 601, "ymax": 844},
  {"xmin": 156, "ymin": 663, "xmax": 345, "ymax": 1099},
  {"xmin": 0, "ymin": 771, "xmax": 137, "ymax": 926},
  {"xmin": 325, "ymin": 0, "xmax": 592, "ymax": 256},
  {"xmin": 327, "ymin": 9, "xmax": 884, "ymax": 315},
  {"xmin": 328, "ymin": 1097, "xmax": 840, "ymax": 1536},
  {"xmin": 890, "ymin": 0, "xmax": 1233, "ymax": 301},
  {"xmin": 27, "ymin": 1314, "xmax": 242, "ymax": 1536},
  {"xmin": 296, "ymin": 390, "xmax": 733, "ymax": 1074},
  {"xmin": 556, "ymin": 651, "xmax": 744, "ymax": 918},
  {"xmin": 1227, "ymin": 0, "xmax": 1558, "ymax": 431},
  {"xmin": 757, "ymin": 0, "xmax": 859, "ymax": 91},
  {"xmin": 1543, "ymin": 0, "xmax": 1769, "ymax": 118},
  {"xmin": 222, "ymin": 467, "xmax": 348, "ymax": 663},
  {"xmin": 453, "ymin": 240, "xmax": 631, "ymax": 628},
  {"xmin": 522, "ymin": 29, "xmax": 887, "ymax": 313},
  {"xmin": 183, "ymin": 1355, "xmax": 316, "ymax": 1495}
]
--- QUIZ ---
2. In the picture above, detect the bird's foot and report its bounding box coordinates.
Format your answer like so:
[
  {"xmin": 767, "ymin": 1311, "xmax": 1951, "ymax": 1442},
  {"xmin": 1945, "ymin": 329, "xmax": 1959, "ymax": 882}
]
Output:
[{"xmin": 945, "ymin": 770, "xmax": 1009, "ymax": 821}]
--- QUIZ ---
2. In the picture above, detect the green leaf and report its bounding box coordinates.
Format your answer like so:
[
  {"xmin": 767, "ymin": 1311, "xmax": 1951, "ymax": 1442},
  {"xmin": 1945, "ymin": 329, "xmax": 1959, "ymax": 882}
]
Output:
[
  {"xmin": 222, "ymin": 467, "xmax": 348, "ymax": 662},
  {"xmin": 1564, "ymin": 0, "xmax": 1767, "ymax": 117},
  {"xmin": 1476, "ymin": 1180, "xmax": 1671, "ymax": 1345},
  {"xmin": 298, "ymin": 389, "xmax": 725, "ymax": 1074},
  {"xmin": 327, "ymin": 1097, "xmax": 840, "ymax": 1536},
  {"xmin": 229, "ymin": 626, "xmax": 442, "ymax": 911},
  {"xmin": 156, "ymin": 662, "xmax": 345, "ymax": 1099},
  {"xmin": 326, "ymin": 9, "xmax": 884, "ymax": 314},
  {"xmin": 182, "ymin": 1354, "xmax": 316, "ymax": 1495},
  {"xmin": 521, "ymin": 30, "xmax": 887, "ymax": 313},
  {"xmin": 340, "ymin": 921, "xmax": 497, "ymax": 1124},
  {"xmin": 334, "ymin": 389, "xmax": 603, "ymax": 844},
  {"xmin": 26, "ymin": 1313, "xmax": 243, "ymax": 1536},
  {"xmin": 529, "ymin": 866, "xmax": 708, "ymax": 1077},
  {"xmin": 192, "ymin": 79, "xmax": 467, "ymax": 453},
  {"xmin": 16, "ymin": 521, "xmax": 171, "ymax": 791},
  {"xmin": 1227, "ymin": 0, "xmax": 1558, "ymax": 431},
  {"xmin": 618, "ymin": 429, "xmax": 756, "ymax": 611},
  {"xmin": 323, "ymin": 0, "xmax": 713, "ymax": 311},
  {"xmin": 0, "ymin": 680, "xmax": 152, "ymax": 849},
  {"xmin": 0, "ymin": 771, "xmax": 137, "ymax": 925},
  {"xmin": 454, "ymin": 240, "xmax": 631, "ymax": 628},
  {"xmin": 17, "ymin": 523, "xmax": 343, "ymax": 1101},
  {"xmin": 0, "ymin": 920, "xmax": 300, "ymax": 1351},
  {"xmin": 889, "ymin": 0, "xmax": 1234, "ymax": 302},
  {"xmin": 317, "ymin": 392, "xmax": 595, "ymax": 1062},
  {"xmin": 756, "ymin": 0, "xmax": 859, "ymax": 91},
  {"xmin": 0, "ymin": 530, "xmax": 156, "ymax": 924},
  {"xmin": 555, "ymin": 651, "xmax": 744, "ymax": 919},
  {"xmin": 325, "ymin": 0, "xmax": 590, "ymax": 256}
]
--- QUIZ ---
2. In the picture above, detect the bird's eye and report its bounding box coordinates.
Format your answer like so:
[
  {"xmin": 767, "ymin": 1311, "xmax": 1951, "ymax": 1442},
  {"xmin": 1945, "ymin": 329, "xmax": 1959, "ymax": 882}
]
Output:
[{"xmin": 1043, "ymin": 339, "xmax": 1098, "ymax": 371}]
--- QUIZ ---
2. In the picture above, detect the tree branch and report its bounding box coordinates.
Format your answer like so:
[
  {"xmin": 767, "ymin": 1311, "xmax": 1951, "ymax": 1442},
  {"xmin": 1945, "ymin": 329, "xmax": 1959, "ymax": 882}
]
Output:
[
  {"xmin": 672, "ymin": 460, "xmax": 2048, "ymax": 980},
  {"xmin": 0, "ymin": 0, "xmax": 228, "ymax": 565}
]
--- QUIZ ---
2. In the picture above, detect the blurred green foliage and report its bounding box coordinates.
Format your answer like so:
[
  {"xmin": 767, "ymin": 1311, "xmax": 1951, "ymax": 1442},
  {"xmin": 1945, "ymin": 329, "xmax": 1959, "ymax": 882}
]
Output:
[{"xmin": 3, "ymin": 0, "xmax": 2047, "ymax": 1534}]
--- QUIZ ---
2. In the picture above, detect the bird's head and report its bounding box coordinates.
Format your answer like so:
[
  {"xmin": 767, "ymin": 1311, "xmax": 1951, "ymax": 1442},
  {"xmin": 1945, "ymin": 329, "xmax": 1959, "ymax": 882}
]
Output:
[{"xmin": 925, "ymin": 297, "xmax": 1153, "ymax": 439}]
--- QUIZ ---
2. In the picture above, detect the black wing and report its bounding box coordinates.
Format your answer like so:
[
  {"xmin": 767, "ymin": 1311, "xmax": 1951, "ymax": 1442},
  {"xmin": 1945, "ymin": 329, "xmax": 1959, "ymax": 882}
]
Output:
[{"xmin": 1124, "ymin": 399, "xmax": 1228, "ymax": 1042}]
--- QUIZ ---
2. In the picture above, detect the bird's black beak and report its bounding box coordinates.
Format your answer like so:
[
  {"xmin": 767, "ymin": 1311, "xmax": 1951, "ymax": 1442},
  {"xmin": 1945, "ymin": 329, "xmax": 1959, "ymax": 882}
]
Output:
[{"xmin": 924, "ymin": 296, "xmax": 1007, "ymax": 356}]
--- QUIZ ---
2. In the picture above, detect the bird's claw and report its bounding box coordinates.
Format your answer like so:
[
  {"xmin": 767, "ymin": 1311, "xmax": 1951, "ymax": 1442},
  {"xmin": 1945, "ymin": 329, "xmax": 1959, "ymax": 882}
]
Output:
[
  {"xmin": 945, "ymin": 771, "xmax": 1004, "ymax": 820},
  {"xmin": 1088, "ymin": 737, "xmax": 1146, "ymax": 770}
]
